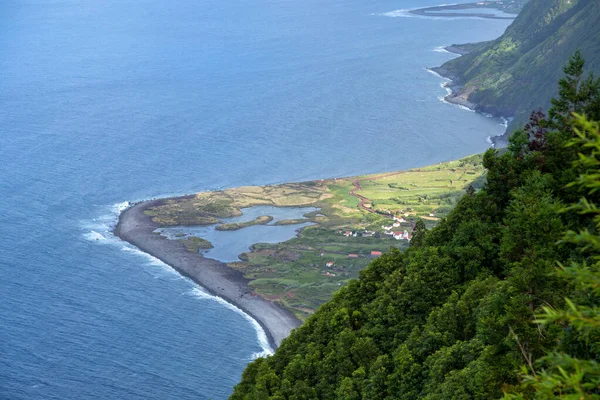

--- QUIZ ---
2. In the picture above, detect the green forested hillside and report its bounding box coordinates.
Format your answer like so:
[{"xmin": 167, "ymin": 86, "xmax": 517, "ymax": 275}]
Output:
[
  {"xmin": 439, "ymin": 0, "xmax": 600, "ymax": 131},
  {"xmin": 230, "ymin": 57, "xmax": 600, "ymax": 399}
]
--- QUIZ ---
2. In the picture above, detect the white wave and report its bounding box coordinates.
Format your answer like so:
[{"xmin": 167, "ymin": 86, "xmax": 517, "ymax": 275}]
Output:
[
  {"xmin": 189, "ymin": 287, "xmax": 274, "ymax": 358},
  {"xmin": 82, "ymin": 197, "xmax": 273, "ymax": 359},
  {"xmin": 428, "ymin": 72, "xmax": 476, "ymax": 113},
  {"xmin": 379, "ymin": 8, "xmax": 442, "ymax": 19},
  {"xmin": 378, "ymin": 9, "xmax": 408, "ymax": 17},
  {"xmin": 479, "ymin": 112, "xmax": 510, "ymax": 128},
  {"xmin": 112, "ymin": 201, "xmax": 130, "ymax": 214},
  {"xmin": 425, "ymin": 68, "xmax": 450, "ymax": 81},
  {"xmin": 120, "ymin": 244, "xmax": 274, "ymax": 357},
  {"xmin": 81, "ymin": 200, "xmax": 130, "ymax": 243},
  {"xmin": 438, "ymin": 95, "xmax": 476, "ymax": 112},
  {"xmin": 120, "ymin": 245, "xmax": 170, "ymax": 267},
  {"xmin": 441, "ymin": 82, "xmax": 452, "ymax": 95},
  {"xmin": 83, "ymin": 230, "xmax": 107, "ymax": 242},
  {"xmin": 433, "ymin": 46, "xmax": 451, "ymax": 54}
]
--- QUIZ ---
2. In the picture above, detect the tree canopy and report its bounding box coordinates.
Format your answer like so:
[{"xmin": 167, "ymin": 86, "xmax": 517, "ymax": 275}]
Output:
[{"xmin": 230, "ymin": 53, "xmax": 600, "ymax": 400}]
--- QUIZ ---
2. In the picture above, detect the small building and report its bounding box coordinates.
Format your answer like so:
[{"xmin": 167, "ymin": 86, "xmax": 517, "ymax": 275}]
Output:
[
  {"xmin": 393, "ymin": 231, "xmax": 403, "ymax": 240},
  {"xmin": 371, "ymin": 251, "xmax": 382, "ymax": 258},
  {"xmin": 393, "ymin": 222, "xmax": 401, "ymax": 227},
  {"xmin": 326, "ymin": 262, "xmax": 334, "ymax": 267},
  {"xmin": 348, "ymin": 254, "xmax": 359, "ymax": 258},
  {"xmin": 324, "ymin": 272, "xmax": 336, "ymax": 277}
]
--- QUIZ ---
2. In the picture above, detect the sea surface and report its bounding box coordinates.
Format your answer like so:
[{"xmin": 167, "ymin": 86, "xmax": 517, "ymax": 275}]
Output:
[{"xmin": 0, "ymin": 0, "xmax": 511, "ymax": 398}]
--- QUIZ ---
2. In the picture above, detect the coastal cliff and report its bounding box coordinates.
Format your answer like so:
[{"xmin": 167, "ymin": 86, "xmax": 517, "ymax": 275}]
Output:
[{"xmin": 433, "ymin": 0, "xmax": 600, "ymax": 136}]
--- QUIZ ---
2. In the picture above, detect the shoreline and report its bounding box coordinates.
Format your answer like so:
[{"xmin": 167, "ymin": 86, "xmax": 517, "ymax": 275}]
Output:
[
  {"xmin": 409, "ymin": 3, "xmax": 515, "ymax": 20},
  {"xmin": 429, "ymin": 46, "xmax": 511, "ymax": 148},
  {"xmin": 114, "ymin": 198, "xmax": 302, "ymax": 350}
]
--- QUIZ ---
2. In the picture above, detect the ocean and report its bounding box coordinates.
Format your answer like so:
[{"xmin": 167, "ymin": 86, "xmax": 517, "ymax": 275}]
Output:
[{"xmin": 0, "ymin": 0, "xmax": 510, "ymax": 398}]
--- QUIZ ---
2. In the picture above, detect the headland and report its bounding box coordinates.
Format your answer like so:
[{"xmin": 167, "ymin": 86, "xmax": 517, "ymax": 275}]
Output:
[
  {"xmin": 409, "ymin": 2, "xmax": 517, "ymax": 19},
  {"xmin": 114, "ymin": 155, "xmax": 487, "ymax": 347}
]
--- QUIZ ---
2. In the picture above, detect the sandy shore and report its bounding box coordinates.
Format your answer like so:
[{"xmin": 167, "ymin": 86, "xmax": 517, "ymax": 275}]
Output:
[{"xmin": 115, "ymin": 198, "xmax": 302, "ymax": 350}]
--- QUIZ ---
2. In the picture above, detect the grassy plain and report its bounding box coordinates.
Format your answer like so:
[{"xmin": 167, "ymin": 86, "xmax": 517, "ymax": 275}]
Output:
[{"xmin": 144, "ymin": 154, "xmax": 486, "ymax": 319}]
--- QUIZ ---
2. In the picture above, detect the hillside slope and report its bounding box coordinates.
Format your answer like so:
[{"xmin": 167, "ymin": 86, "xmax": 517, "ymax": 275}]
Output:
[
  {"xmin": 230, "ymin": 59, "xmax": 600, "ymax": 399},
  {"xmin": 437, "ymin": 0, "xmax": 600, "ymax": 131}
]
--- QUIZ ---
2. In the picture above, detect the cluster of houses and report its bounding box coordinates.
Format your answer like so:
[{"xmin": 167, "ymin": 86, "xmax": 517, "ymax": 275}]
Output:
[
  {"xmin": 325, "ymin": 215, "xmax": 415, "ymax": 277},
  {"xmin": 382, "ymin": 216, "xmax": 412, "ymax": 241},
  {"xmin": 338, "ymin": 215, "xmax": 413, "ymax": 242},
  {"xmin": 387, "ymin": 230, "xmax": 411, "ymax": 241},
  {"xmin": 340, "ymin": 229, "xmax": 376, "ymax": 238}
]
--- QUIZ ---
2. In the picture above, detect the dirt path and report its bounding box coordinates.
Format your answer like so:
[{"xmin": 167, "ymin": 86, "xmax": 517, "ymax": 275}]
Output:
[
  {"xmin": 348, "ymin": 171, "xmax": 408, "ymax": 215},
  {"xmin": 350, "ymin": 179, "xmax": 376, "ymax": 213}
]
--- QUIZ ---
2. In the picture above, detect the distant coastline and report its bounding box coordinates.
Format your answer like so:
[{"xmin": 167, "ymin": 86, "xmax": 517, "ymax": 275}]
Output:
[
  {"xmin": 409, "ymin": 2, "xmax": 516, "ymax": 20},
  {"xmin": 115, "ymin": 198, "xmax": 302, "ymax": 350}
]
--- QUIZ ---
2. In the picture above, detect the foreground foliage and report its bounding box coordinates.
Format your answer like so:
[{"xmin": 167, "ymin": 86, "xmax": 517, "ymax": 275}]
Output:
[{"xmin": 230, "ymin": 56, "xmax": 600, "ymax": 399}]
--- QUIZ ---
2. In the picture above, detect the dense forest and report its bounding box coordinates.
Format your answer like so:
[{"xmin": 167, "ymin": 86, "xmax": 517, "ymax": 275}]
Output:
[
  {"xmin": 438, "ymin": 0, "xmax": 600, "ymax": 131},
  {"xmin": 230, "ymin": 54, "xmax": 600, "ymax": 399}
]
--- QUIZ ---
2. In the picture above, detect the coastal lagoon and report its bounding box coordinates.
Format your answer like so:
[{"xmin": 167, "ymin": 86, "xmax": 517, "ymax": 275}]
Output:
[
  {"xmin": 157, "ymin": 206, "xmax": 318, "ymax": 262},
  {"xmin": 0, "ymin": 0, "xmax": 511, "ymax": 398}
]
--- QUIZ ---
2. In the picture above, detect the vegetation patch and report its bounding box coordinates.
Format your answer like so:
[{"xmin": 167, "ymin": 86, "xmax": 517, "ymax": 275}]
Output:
[
  {"xmin": 273, "ymin": 218, "xmax": 311, "ymax": 226},
  {"xmin": 179, "ymin": 236, "xmax": 214, "ymax": 253},
  {"xmin": 230, "ymin": 55, "xmax": 600, "ymax": 400},
  {"xmin": 215, "ymin": 215, "xmax": 274, "ymax": 231},
  {"xmin": 148, "ymin": 155, "xmax": 485, "ymax": 318}
]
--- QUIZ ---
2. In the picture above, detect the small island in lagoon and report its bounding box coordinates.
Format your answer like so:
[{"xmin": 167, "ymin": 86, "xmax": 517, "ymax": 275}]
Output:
[{"xmin": 116, "ymin": 154, "xmax": 485, "ymax": 348}]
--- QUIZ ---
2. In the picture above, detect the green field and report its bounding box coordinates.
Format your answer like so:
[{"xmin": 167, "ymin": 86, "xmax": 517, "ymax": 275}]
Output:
[{"xmin": 145, "ymin": 154, "xmax": 486, "ymax": 319}]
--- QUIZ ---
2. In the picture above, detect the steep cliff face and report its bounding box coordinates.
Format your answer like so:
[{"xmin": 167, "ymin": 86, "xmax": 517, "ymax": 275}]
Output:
[{"xmin": 439, "ymin": 0, "xmax": 600, "ymax": 129}]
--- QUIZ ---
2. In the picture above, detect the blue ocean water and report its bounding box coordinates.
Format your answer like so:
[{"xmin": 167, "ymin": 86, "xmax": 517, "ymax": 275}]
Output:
[{"xmin": 0, "ymin": 0, "xmax": 511, "ymax": 398}]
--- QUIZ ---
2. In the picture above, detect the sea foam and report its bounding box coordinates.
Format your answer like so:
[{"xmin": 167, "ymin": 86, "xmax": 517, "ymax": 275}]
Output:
[
  {"xmin": 83, "ymin": 200, "xmax": 274, "ymax": 359},
  {"xmin": 81, "ymin": 201, "xmax": 130, "ymax": 244},
  {"xmin": 425, "ymin": 68, "xmax": 450, "ymax": 81},
  {"xmin": 189, "ymin": 287, "xmax": 274, "ymax": 359},
  {"xmin": 433, "ymin": 46, "xmax": 451, "ymax": 54}
]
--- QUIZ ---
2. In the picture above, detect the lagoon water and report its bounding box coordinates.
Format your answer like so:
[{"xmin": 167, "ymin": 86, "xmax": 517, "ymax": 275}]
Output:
[
  {"xmin": 0, "ymin": 0, "xmax": 511, "ymax": 398},
  {"xmin": 158, "ymin": 206, "xmax": 318, "ymax": 262}
]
